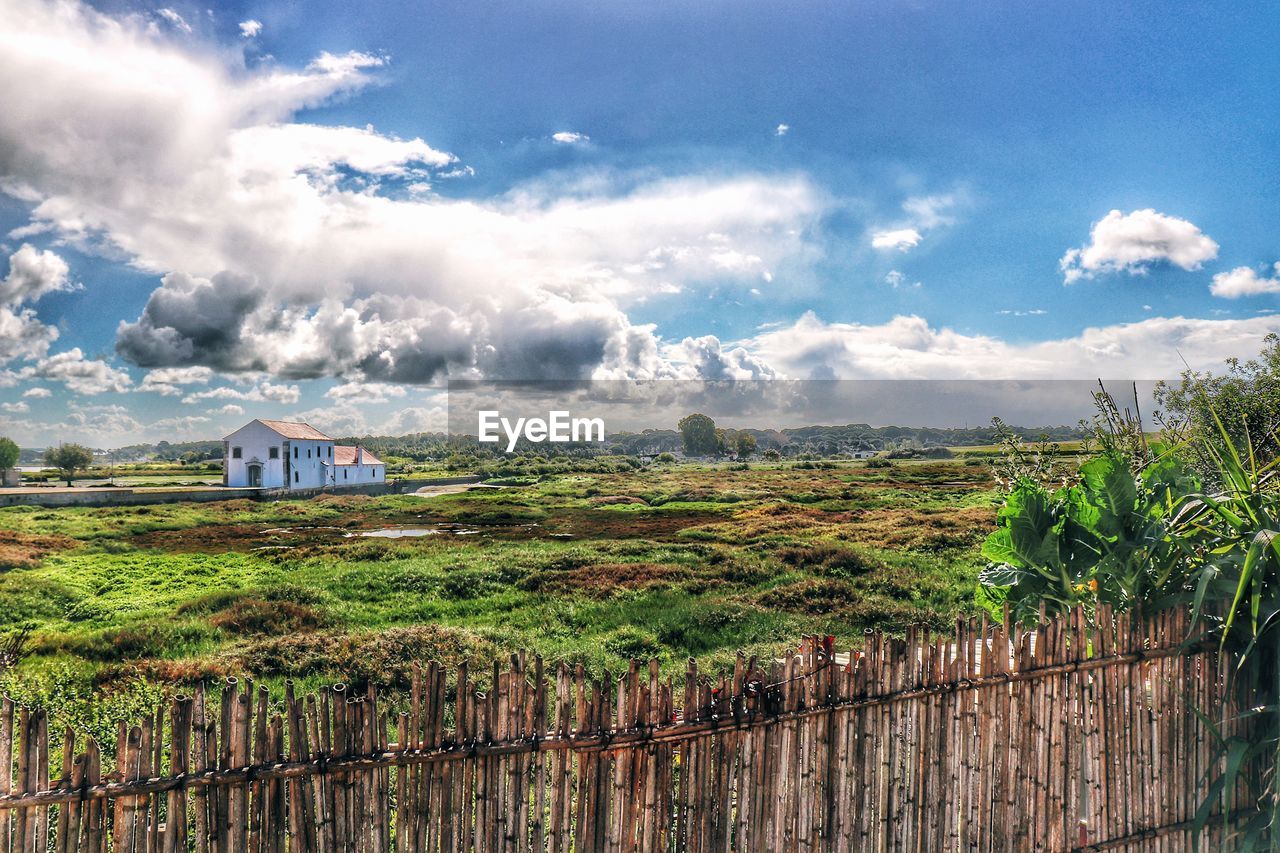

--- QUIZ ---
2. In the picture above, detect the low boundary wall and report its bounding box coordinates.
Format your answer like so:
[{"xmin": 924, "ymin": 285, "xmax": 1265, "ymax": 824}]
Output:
[{"xmin": 0, "ymin": 476, "xmax": 482, "ymax": 509}]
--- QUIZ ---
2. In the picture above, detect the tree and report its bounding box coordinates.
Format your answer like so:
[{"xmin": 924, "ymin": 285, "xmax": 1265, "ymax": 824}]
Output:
[
  {"xmin": 0, "ymin": 437, "xmax": 18, "ymax": 472},
  {"xmin": 677, "ymin": 413, "xmax": 719, "ymax": 456},
  {"xmin": 734, "ymin": 431, "xmax": 757, "ymax": 460},
  {"xmin": 45, "ymin": 443, "xmax": 94, "ymax": 487},
  {"xmin": 1155, "ymin": 333, "xmax": 1280, "ymax": 475}
]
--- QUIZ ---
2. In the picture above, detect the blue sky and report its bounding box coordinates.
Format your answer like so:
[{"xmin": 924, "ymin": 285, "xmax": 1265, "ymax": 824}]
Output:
[{"xmin": 0, "ymin": 0, "xmax": 1277, "ymax": 445}]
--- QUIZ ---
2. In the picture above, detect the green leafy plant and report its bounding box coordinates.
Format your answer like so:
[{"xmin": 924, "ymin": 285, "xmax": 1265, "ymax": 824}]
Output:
[
  {"xmin": 1179, "ymin": 417, "xmax": 1280, "ymax": 846},
  {"xmin": 979, "ymin": 454, "xmax": 1198, "ymax": 626}
]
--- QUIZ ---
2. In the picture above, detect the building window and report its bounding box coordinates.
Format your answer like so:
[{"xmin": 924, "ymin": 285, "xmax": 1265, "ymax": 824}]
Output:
[
  {"xmin": 328, "ymin": 446, "xmax": 332, "ymax": 457},
  {"xmin": 293, "ymin": 446, "xmax": 298, "ymax": 459},
  {"xmin": 307, "ymin": 448, "xmax": 312, "ymax": 458},
  {"xmin": 294, "ymin": 471, "xmax": 299, "ymax": 483},
  {"xmin": 232, "ymin": 447, "xmax": 242, "ymax": 459},
  {"xmin": 269, "ymin": 447, "xmax": 279, "ymax": 459},
  {"xmin": 343, "ymin": 469, "xmax": 348, "ymax": 480}
]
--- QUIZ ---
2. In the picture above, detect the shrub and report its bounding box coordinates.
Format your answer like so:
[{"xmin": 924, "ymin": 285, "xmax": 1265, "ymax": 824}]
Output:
[
  {"xmin": 774, "ymin": 542, "xmax": 883, "ymax": 578},
  {"xmin": 603, "ymin": 626, "xmax": 663, "ymax": 661},
  {"xmin": 210, "ymin": 598, "xmax": 329, "ymax": 634},
  {"xmin": 440, "ymin": 568, "xmax": 501, "ymax": 600},
  {"xmin": 757, "ymin": 579, "xmax": 859, "ymax": 614}
]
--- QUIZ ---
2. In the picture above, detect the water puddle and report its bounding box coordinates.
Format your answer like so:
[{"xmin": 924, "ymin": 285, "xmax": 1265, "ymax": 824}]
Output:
[{"xmin": 348, "ymin": 527, "xmax": 442, "ymax": 539}]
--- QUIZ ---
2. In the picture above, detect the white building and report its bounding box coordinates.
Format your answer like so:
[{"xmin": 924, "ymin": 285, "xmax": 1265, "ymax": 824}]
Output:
[{"xmin": 222, "ymin": 419, "xmax": 385, "ymax": 489}]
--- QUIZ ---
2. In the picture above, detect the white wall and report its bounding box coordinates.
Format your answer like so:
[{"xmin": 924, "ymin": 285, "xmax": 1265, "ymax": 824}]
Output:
[
  {"xmin": 225, "ymin": 422, "xmax": 337, "ymax": 489},
  {"xmin": 224, "ymin": 421, "xmax": 289, "ymax": 488},
  {"xmin": 332, "ymin": 462, "xmax": 385, "ymax": 486},
  {"xmin": 286, "ymin": 439, "xmax": 334, "ymax": 489}
]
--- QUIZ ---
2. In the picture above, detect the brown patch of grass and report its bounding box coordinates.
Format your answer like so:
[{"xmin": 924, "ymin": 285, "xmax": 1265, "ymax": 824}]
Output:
[
  {"xmin": 757, "ymin": 579, "xmax": 860, "ymax": 614},
  {"xmin": 519, "ymin": 561, "xmax": 691, "ymax": 596},
  {"xmin": 774, "ymin": 542, "xmax": 885, "ymax": 577},
  {"xmin": 0, "ymin": 529, "xmax": 75, "ymax": 570},
  {"xmin": 224, "ymin": 624, "xmax": 499, "ymax": 690},
  {"xmin": 552, "ymin": 510, "xmax": 724, "ymax": 540},
  {"xmin": 209, "ymin": 598, "xmax": 329, "ymax": 635},
  {"xmin": 587, "ymin": 495, "xmax": 649, "ymax": 506},
  {"xmin": 835, "ymin": 506, "xmax": 993, "ymax": 551},
  {"xmin": 97, "ymin": 657, "xmax": 231, "ymax": 686}
]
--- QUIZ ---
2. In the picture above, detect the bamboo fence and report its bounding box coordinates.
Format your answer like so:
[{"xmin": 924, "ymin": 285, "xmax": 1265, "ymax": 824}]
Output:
[{"xmin": 0, "ymin": 605, "xmax": 1254, "ymax": 852}]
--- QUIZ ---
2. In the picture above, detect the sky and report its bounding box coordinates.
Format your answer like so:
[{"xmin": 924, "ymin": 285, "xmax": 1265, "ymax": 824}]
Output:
[{"xmin": 0, "ymin": 0, "xmax": 1277, "ymax": 446}]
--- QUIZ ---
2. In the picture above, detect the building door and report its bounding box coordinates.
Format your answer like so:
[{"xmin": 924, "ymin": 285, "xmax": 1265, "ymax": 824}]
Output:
[{"xmin": 247, "ymin": 463, "xmax": 262, "ymax": 487}]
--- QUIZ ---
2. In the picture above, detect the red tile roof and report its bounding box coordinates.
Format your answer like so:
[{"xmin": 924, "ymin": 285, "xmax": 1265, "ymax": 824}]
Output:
[
  {"xmin": 256, "ymin": 419, "xmax": 333, "ymax": 440},
  {"xmin": 333, "ymin": 445, "xmax": 383, "ymax": 466}
]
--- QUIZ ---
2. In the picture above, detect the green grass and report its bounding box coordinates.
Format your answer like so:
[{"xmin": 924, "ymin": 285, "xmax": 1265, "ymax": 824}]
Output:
[{"xmin": 0, "ymin": 460, "xmax": 998, "ymax": 710}]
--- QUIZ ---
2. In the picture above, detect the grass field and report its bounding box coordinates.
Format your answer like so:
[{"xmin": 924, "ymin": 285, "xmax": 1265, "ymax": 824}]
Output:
[{"xmin": 0, "ymin": 460, "xmax": 997, "ymax": 732}]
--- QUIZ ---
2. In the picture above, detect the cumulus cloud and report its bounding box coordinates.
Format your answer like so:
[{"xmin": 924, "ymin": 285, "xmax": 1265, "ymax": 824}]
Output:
[
  {"xmin": 668, "ymin": 335, "xmax": 778, "ymax": 380},
  {"xmin": 1210, "ymin": 263, "xmax": 1280, "ymax": 298},
  {"xmin": 21, "ymin": 349, "xmax": 132, "ymax": 394},
  {"xmin": 181, "ymin": 381, "xmax": 300, "ymax": 405},
  {"xmin": 22, "ymin": 386, "xmax": 51, "ymax": 398},
  {"xmin": 551, "ymin": 131, "xmax": 589, "ymax": 144},
  {"xmin": 0, "ymin": 244, "xmax": 76, "ymax": 364},
  {"xmin": 0, "ymin": 0, "xmax": 826, "ymax": 387},
  {"xmin": 289, "ymin": 397, "xmax": 448, "ymax": 437},
  {"xmin": 325, "ymin": 381, "xmax": 408, "ymax": 403},
  {"xmin": 138, "ymin": 365, "xmax": 214, "ymax": 395},
  {"xmin": 1060, "ymin": 209, "xmax": 1219, "ymax": 284},
  {"xmin": 1, "ymin": 243, "xmax": 73, "ymax": 304},
  {"xmin": 150, "ymin": 414, "xmax": 210, "ymax": 432},
  {"xmin": 238, "ymin": 19, "xmax": 262, "ymax": 38},
  {"xmin": 871, "ymin": 228, "xmax": 921, "ymax": 252},
  {"xmin": 740, "ymin": 311, "xmax": 1279, "ymax": 379},
  {"xmin": 775, "ymin": 124, "xmax": 789, "ymax": 136},
  {"xmin": 209, "ymin": 403, "xmax": 244, "ymax": 416},
  {"xmin": 0, "ymin": 401, "xmax": 29, "ymax": 414}
]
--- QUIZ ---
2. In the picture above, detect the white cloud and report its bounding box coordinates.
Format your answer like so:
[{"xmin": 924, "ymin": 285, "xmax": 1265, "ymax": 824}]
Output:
[
  {"xmin": 551, "ymin": 131, "xmax": 589, "ymax": 145},
  {"xmin": 900, "ymin": 193, "xmax": 959, "ymax": 230},
  {"xmin": 238, "ymin": 19, "xmax": 262, "ymax": 38},
  {"xmin": 775, "ymin": 124, "xmax": 789, "ymax": 136},
  {"xmin": 884, "ymin": 270, "xmax": 920, "ymax": 290},
  {"xmin": 384, "ymin": 405, "xmax": 448, "ymax": 434},
  {"xmin": 0, "ymin": 1, "xmax": 826, "ymax": 386},
  {"xmin": 209, "ymin": 403, "xmax": 244, "ymax": 416},
  {"xmin": 325, "ymin": 381, "xmax": 408, "ymax": 403},
  {"xmin": 0, "ymin": 244, "xmax": 76, "ymax": 364},
  {"xmin": 996, "ymin": 308, "xmax": 1048, "ymax": 316},
  {"xmin": 656, "ymin": 335, "xmax": 776, "ymax": 380},
  {"xmin": 740, "ymin": 312, "xmax": 1279, "ymax": 379},
  {"xmin": 138, "ymin": 365, "xmax": 214, "ymax": 395},
  {"xmin": 1060, "ymin": 209, "xmax": 1219, "ymax": 284},
  {"xmin": 1, "ymin": 243, "xmax": 74, "ymax": 304},
  {"xmin": 1210, "ymin": 263, "xmax": 1280, "ymax": 298},
  {"xmin": 22, "ymin": 386, "xmax": 51, "ymax": 398},
  {"xmin": 869, "ymin": 193, "xmax": 961, "ymax": 253},
  {"xmin": 156, "ymin": 8, "xmax": 191, "ymax": 34},
  {"xmin": 1, "ymin": 401, "xmax": 29, "ymax": 413},
  {"xmin": 291, "ymin": 397, "xmax": 448, "ymax": 437},
  {"xmin": 19, "ymin": 348, "xmax": 132, "ymax": 394},
  {"xmin": 871, "ymin": 228, "xmax": 922, "ymax": 252},
  {"xmin": 150, "ymin": 414, "xmax": 210, "ymax": 433},
  {"xmin": 181, "ymin": 381, "xmax": 300, "ymax": 405}
]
